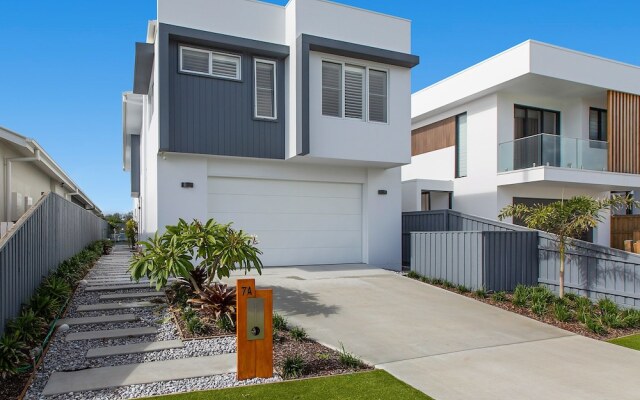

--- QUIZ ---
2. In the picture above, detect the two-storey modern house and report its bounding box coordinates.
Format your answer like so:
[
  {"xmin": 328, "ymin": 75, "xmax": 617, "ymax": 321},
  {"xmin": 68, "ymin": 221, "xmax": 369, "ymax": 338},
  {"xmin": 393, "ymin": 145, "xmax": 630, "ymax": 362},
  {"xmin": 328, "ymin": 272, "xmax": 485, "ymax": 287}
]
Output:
[
  {"xmin": 403, "ymin": 40, "xmax": 640, "ymax": 247},
  {"xmin": 123, "ymin": 0, "xmax": 419, "ymax": 268}
]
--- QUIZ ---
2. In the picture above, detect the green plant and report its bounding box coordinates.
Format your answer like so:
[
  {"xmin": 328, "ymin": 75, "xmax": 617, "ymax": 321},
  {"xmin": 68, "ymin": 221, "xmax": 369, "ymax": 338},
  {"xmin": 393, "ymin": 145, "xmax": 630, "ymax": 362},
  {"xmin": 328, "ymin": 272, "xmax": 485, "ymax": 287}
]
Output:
[
  {"xmin": 431, "ymin": 278, "xmax": 444, "ymax": 286},
  {"xmin": 29, "ymin": 293, "xmax": 61, "ymax": 319},
  {"xmin": 280, "ymin": 354, "xmax": 305, "ymax": 379},
  {"xmin": 531, "ymin": 286, "xmax": 555, "ymax": 304},
  {"xmin": 575, "ymin": 296, "xmax": 593, "ymax": 313},
  {"xmin": 338, "ymin": 342, "xmax": 362, "ymax": 368},
  {"xmin": 42, "ymin": 276, "xmax": 72, "ymax": 301},
  {"xmin": 585, "ymin": 316, "xmax": 607, "ymax": 335},
  {"xmin": 188, "ymin": 283, "xmax": 237, "ymax": 324},
  {"xmin": 500, "ymin": 195, "xmax": 636, "ymax": 298},
  {"xmin": 273, "ymin": 313, "xmax": 288, "ymax": 331},
  {"xmin": 125, "ymin": 218, "xmax": 138, "ymax": 249},
  {"xmin": 442, "ymin": 281, "xmax": 454, "ymax": 289},
  {"xmin": 407, "ymin": 271, "xmax": 420, "ymax": 279},
  {"xmin": 621, "ymin": 309, "xmax": 640, "ymax": 329},
  {"xmin": 552, "ymin": 302, "xmax": 571, "ymax": 322},
  {"xmin": 129, "ymin": 219, "xmax": 263, "ymax": 290},
  {"xmin": 216, "ymin": 314, "xmax": 235, "ymax": 332},
  {"xmin": 474, "ymin": 288, "xmax": 487, "ymax": 299},
  {"xmin": 167, "ymin": 282, "xmax": 191, "ymax": 307},
  {"xmin": 289, "ymin": 326, "xmax": 308, "ymax": 341},
  {"xmin": 176, "ymin": 266, "xmax": 209, "ymax": 295},
  {"xmin": 456, "ymin": 285, "xmax": 470, "ymax": 293},
  {"xmin": 0, "ymin": 333, "xmax": 29, "ymax": 379},
  {"xmin": 182, "ymin": 306, "xmax": 197, "ymax": 322},
  {"xmin": 512, "ymin": 284, "xmax": 529, "ymax": 307},
  {"xmin": 316, "ymin": 352, "xmax": 330, "ymax": 360},
  {"xmin": 564, "ymin": 292, "xmax": 579, "ymax": 302},
  {"xmin": 492, "ymin": 291, "xmax": 507, "ymax": 302},
  {"xmin": 8, "ymin": 310, "xmax": 47, "ymax": 345},
  {"xmin": 419, "ymin": 276, "xmax": 432, "ymax": 284},
  {"xmin": 531, "ymin": 299, "xmax": 547, "ymax": 316},
  {"xmin": 186, "ymin": 316, "xmax": 206, "ymax": 335}
]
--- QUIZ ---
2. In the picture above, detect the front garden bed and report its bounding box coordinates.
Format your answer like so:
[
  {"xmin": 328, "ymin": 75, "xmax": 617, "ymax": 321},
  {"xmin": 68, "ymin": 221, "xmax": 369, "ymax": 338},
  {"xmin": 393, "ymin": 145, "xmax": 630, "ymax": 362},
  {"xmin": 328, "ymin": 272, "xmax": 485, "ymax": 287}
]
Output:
[{"xmin": 406, "ymin": 271, "xmax": 640, "ymax": 341}]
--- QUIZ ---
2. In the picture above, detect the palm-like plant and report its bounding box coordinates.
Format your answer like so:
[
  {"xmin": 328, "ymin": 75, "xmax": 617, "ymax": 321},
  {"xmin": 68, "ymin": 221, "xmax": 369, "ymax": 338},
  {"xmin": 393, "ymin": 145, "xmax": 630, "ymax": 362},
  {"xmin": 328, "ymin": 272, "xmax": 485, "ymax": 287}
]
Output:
[
  {"xmin": 129, "ymin": 219, "xmax": 262, "ymax": 291},
  {"xmin": 188, "ymin": 283, "xmax": 237, "ymax": 325},
  {"xmin": 499, "ymin": 194, "xmax": 636, "ymax": 298}
]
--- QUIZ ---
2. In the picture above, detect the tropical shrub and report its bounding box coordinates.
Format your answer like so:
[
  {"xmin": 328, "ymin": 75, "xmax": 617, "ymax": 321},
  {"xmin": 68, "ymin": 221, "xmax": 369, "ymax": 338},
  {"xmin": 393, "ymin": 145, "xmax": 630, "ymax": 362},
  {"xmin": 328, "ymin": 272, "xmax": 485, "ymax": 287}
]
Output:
[
  {"xmin": 512, "ymin": 284, "xmax": 529, "ymax": 307},
  {"xmin": 42, "ymin": 276, "xmax": 72, "ymax": 302},
  {"xmin": 456, "ymin": 285, "xmax": 470, "ymax": 293},
  {"xmin": 29, "ymin": 293, "xmax": 61, "ymax": 319},
  {"xmin": 125, "ymin": 219, "xmax": 138, "ymax": 249},
  {"xmin": 338, "ymin": 343, "xmax": 362, "ymax": 368},
  {"xmin": 281, "ymin": 355, "xmax": 305, "ymax": 379},
  {"xmin": 273, "ymin": 313, "xmax": 288, "ymax": 331},
  {"xmin": 585, "ymin": 316, "xmax": 607, "ymax": 335},
  {"xmin": 129, "ymin": 219, "xmax": 263, "ymax": 290},
  {"xmin": 186, "ymin": 316, "xmax": 206, "ymax": 335},
  {"xmin": 188, "ymin": 283, "xmax": 237, "ymax": 324},
  {"xmin": 406, "ymin": 271, "xmax": 420, "ymax": 279},
  {"xmin": 492, "ymin": 291, "xmax": 507, "ymax": 302},
  {"xmin": 552, "ymin": 302, "xmax": 571, "ymax": 322},
  {"xmin": 0, "ymin": 333, "xmax": 29, "ymax": 379},
  {"xmin": 216, "ymin": 315, "xmax": 235, "ymax": 332},
  {"xmin": 474, "ymin": 288, "xmax": 487, "ymax": 299},
  {"xmin": 8, "ymin": 310, "xmax": 47, "ymax": 346},
  {"xmin": 289, "ymin": 326, "xmax": 308, "ymax": 341}
]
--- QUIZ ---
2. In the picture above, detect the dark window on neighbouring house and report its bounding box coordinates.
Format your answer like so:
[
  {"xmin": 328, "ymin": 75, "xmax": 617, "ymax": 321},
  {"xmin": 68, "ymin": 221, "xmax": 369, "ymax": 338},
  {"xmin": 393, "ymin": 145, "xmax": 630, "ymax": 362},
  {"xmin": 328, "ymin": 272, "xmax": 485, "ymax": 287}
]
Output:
[
  {"xmin": 421, "ymin": 191, "xmax": 431, "ymax": 211},
  {"xmin": 514, "ymin": 105, "xmax": 560, "ymax": 139},
  {"xmin": 589, "ymin": 108, "xmax": 607, "ymax": 142},
  {"xmin": 455, "ymin": 113, "xmax": 467, "ymax": 178}
]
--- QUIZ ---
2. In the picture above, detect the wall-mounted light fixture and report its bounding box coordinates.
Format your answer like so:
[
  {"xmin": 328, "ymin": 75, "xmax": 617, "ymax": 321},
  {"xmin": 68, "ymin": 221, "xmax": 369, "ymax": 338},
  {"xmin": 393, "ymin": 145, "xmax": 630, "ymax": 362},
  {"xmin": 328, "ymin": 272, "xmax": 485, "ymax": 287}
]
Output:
[
  {"xmin": 378, "ymin": 190, "xmax": 388, "ymax": 195},
  {"xmin": 181, "ymin": 182, "xmax": 194, "ymax": 189}
]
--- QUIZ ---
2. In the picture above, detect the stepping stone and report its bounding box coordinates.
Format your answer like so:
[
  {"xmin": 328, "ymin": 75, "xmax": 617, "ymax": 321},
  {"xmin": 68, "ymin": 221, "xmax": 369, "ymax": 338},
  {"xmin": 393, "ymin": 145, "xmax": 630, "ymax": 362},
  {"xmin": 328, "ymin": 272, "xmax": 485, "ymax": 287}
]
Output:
[
  {"xmin": 100, "ymin": 292, "xmax": 165, "ymax": 300},
  {"xmin": 85, "ymin": 340, "xmax": 184, "ymax": 358},
  {"xmin": 42, "ymin": 353, "xmax": 236, "ymax": 395},
  {"xmin": 85, "ymin": 283, "xmax": 158, "ymax": 292},
  {"xmin": 65, "ymin": 327, "xmax": 157, "ymax": 341},
  {"xmin": 77, "ymin": 301, "xmax": 159, "ymax": 312},
  {"xmin": 56, "ymin": 314, "xmax": 137, "ymax": 327}
]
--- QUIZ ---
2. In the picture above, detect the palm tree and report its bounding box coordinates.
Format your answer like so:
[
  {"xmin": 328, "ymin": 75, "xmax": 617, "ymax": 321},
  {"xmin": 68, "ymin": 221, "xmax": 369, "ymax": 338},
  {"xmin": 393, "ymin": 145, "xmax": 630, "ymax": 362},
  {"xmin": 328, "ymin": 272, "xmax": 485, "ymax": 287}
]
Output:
[{"xmin": 499, "ymin": 195, "xmax": 636, "ymax": 298}]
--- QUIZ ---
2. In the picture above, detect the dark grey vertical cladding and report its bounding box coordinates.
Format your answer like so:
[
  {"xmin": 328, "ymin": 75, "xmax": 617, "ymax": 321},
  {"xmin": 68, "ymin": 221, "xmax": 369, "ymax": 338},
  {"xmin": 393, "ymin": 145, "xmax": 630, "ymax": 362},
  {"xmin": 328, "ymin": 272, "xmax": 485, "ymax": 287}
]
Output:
[
  {"xmin": 168, "ymin": 39, "xmax": 285, "ymax": 159},
  {"xmin": 482, "ymin": 231, "xmax": 539, "ymax": 291},
  {"xmin": 131, "ymin": 135, "xmax": 141, "ymax": 196}
]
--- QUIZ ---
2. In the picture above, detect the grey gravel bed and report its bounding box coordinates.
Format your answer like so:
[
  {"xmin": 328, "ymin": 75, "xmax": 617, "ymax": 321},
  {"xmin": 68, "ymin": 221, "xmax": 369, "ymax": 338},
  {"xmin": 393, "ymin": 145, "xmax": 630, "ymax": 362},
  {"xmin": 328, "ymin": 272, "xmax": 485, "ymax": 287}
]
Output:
[{"xmin": 24, "ymin": 251, "xmax": 281, "ymax": 400}]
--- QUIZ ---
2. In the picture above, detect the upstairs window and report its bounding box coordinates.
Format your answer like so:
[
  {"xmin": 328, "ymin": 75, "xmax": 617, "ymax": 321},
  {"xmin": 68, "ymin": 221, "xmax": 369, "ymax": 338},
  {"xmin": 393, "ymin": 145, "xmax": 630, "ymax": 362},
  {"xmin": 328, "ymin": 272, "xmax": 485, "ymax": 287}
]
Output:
[
  {"xmin": 180, "ymin": 46, "xmax": 241, "ymax": 80},
  {"xmin": 589, "ymin": 107, "xmax": 607, "ymax": 141},
  {"xmin": 322, "ymin": 61, "xmax": 342, "ymax": 117},
  {"xmin": 322, "ymin": 60, "xmax": 389, "ymax": 123},
  {"xmin": 455, "ymin": 113, "xmax": 468, "ymax": 178},
  {"xmin": 254, "ymin": 59, "xmax": 277, "ymax": 119},
  {"xmin": 368, "ymin": 69, "xmax": 388, "ymax": 123}
]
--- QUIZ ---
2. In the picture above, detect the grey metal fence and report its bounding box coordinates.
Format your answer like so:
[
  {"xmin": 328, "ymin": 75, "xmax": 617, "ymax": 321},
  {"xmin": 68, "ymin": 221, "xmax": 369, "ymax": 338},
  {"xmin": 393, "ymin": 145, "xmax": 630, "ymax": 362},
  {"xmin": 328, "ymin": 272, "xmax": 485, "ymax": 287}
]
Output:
[
  {"xmin": 538, "ymin": 232, "xmax": 640, "ymax": 308},
  {"xmin": 0, "ymin": 193, "xmax": 108, "ymax": 333},
  {"xmin": 410, "ymin": 230, "xmax": 538, "ymax": 291}
]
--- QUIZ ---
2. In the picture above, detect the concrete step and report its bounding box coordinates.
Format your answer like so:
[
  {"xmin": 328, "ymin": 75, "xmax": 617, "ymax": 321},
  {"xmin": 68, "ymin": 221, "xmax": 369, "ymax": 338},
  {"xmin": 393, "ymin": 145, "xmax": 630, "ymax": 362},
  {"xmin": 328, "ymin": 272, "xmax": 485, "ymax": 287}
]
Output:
[
  {"xmin": 85, "ymin": 283, "xmax": 159, "ymax": 292},
  {"xmin": 42, "ymin": 353, "xmax": 236, "ymax": 395},
  {"xmin": 99, "ymin": 292, "xmax": 165, "ymax": 301},
  {"xmin": 86, "ymin": 279, "xmax": 174, "ymax": 287},
  {"xmin": 77, "ymin": 301, "xmax": 159, "ymax": 312},
  {"xmin": 56, "ymin": 314, "xmax": 138, "ymax": 327},
  {"xmin": 66, "ymin": 327, "xmax": 158, "ymax": 341},
  {"xmin": 85, "ymin": 340, "xmax": 184, "ymax": 359}
]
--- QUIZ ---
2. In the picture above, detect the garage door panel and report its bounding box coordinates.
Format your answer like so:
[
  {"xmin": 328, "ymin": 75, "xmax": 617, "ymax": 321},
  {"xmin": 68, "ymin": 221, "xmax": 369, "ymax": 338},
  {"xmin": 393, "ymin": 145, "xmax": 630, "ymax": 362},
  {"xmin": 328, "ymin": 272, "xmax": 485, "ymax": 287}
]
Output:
[
  {"xmin": 208, "ymin": 193, "xmax": 361, "ymax": 215},
  {"xmin": 207, "ymin": 177, "xmax": 362, "ymax": 266},
  {"xmin": 211, "ymin": 212, "xmax": 362, "ymax": 232},
  {"xmin": 208, "ymin": 178, "xmax": 361, "ymax": 199}
]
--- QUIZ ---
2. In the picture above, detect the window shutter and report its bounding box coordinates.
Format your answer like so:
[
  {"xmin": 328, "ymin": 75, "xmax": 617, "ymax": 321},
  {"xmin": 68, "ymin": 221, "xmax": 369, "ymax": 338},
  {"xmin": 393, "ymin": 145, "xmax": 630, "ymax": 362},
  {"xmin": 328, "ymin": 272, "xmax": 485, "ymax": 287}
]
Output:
[
  {"xmin": 255, "ymin": 60, "xmax": 275, "ymax": 119},
  {"xmin": 344, "ymin": 65, "xmax": 365, "ymax": 119},
  {"xmin": 211, "ymin": 52, "xmax": 241, "ymax": 79},
  {"xmin": 368, "ymin": 69, "xmax": 388, "ymax": 123},
  {"xmin": 181, "ymin": 48, "xmax": 210, "ymax": 74},
  {"xmin": 456, "ymin": 114, "xmax": 468, "ymax": 178},
  {"xmin": 322, "ymin": 61, "xmax": 342, "ymax": 117}
]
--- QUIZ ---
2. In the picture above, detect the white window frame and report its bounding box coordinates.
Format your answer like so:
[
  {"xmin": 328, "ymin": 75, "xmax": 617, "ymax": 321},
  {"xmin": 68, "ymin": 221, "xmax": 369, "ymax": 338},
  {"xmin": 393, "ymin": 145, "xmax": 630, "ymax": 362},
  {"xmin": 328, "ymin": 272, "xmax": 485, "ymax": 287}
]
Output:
[
  {"xmin": 253, "ymin": 58, "xmax": 277, "ymax": 120},
  {"xmin": 320, "ymin": 57, "xmax": 390, "ymax": 124},
  {"xmin": 179, "ymin": 45, "xmax": 242, "ymax": 81}
]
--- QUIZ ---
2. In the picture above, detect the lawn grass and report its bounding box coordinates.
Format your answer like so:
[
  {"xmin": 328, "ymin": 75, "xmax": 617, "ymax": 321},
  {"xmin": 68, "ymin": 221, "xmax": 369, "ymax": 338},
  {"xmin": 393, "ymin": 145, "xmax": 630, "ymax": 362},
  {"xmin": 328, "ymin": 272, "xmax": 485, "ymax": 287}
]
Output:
[
  {"xmin": 608, "ymin": 334, "xmax": 640, "ymax": 351},
  {"xmin": 142, "ymin": 370, "xmax": 432, "ymax": 400}
]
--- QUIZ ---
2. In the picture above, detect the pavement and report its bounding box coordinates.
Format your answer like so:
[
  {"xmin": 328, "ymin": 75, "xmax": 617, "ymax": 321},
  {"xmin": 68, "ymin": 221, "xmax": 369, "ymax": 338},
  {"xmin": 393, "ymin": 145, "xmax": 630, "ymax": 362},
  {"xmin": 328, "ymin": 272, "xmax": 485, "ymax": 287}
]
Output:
[{"xmin": 231, "ymin": 264, "xmax": 640, "ymax": 400}]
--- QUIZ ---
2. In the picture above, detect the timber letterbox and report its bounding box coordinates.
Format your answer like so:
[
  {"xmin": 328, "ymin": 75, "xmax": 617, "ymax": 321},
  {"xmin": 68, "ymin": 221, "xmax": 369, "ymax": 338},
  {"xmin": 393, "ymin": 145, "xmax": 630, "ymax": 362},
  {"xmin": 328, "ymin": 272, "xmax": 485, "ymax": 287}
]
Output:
[{"xmin": 236, "ymin": 278, "xmax": 273, "ymax": 380}]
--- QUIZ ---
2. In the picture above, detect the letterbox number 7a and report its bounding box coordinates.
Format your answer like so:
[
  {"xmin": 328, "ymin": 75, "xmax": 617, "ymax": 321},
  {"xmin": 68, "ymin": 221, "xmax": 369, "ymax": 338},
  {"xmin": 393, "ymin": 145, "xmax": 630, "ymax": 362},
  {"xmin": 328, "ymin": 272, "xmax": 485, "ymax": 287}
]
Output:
[{"xmin": 236, "ymin": 278, "xmax": 273, "ymax": 380}]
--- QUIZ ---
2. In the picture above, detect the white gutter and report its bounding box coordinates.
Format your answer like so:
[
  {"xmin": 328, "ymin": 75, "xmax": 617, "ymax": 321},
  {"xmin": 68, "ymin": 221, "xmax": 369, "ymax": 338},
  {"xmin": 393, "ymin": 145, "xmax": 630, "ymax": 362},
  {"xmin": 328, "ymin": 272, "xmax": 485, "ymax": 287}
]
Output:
[{"xmin": 4, "ymin": 148, "xmax": 41, "ymax": 222}]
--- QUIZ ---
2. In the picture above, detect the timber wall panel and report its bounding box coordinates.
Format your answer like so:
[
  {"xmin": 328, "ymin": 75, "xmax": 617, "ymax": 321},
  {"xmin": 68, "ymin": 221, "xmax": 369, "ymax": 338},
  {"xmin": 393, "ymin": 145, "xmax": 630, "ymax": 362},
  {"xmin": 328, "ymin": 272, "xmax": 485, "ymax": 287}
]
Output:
[
  {"xmin": 411, "ymin": 116, "xmax": 456, "ymax": 156},
  {"xmin": 608, "ymin": 90, "xmax": 640, "ymax": 174}
]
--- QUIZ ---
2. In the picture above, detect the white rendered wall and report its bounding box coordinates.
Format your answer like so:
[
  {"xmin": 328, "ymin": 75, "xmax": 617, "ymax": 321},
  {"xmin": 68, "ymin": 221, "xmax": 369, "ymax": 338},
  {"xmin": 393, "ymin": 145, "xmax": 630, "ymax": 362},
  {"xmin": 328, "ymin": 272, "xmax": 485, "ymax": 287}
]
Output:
[
  {"xmin": 157, "ymin": 0, "xmax": 285, "ymax": 44},
  {"xmin": 402, "ymin": 148, "xmax": 455, "ymax": 182},
  {"xmin": 308, "ymin": 51, "xmax": 411, "ymax": 165}
]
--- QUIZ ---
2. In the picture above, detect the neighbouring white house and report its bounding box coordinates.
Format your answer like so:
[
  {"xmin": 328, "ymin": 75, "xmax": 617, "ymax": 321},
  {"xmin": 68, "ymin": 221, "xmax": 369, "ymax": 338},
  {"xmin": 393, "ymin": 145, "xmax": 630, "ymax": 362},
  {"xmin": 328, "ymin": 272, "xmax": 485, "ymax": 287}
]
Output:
[
  {"xmin": 1, "ymin": 126, "xmax": 102, "ymax": 234},
  {"xmin": 122, "ymin": 0, "xmax": 419, "ymax": 268},
  {"xmin": 403, "ymin": 40, "xmax": 640, "ymax": 247}
]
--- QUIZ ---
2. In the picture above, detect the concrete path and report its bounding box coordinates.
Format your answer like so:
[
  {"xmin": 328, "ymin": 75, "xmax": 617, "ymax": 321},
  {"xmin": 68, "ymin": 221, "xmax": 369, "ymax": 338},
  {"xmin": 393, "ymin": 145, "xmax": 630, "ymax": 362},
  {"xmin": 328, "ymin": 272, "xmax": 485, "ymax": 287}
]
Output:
[
  {"xmin": 86, "ymin": 340, "xmax": 184, "ymax": 359},
  {"xmin": 42, "ymin": 353, "xmax": 235, "ymax": 395},
  {"xmin": 231, "ymin": 264, "xmax": 640, "ymax": 400}
]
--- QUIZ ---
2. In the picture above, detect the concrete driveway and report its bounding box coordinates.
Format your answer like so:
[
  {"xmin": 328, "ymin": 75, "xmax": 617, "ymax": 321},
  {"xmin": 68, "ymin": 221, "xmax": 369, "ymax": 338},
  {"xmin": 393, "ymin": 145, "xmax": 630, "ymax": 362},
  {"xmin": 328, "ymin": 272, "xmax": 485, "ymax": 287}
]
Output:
[{"xmin": 233, "ymin": 264, "xmax": 640, "ymax": 400}]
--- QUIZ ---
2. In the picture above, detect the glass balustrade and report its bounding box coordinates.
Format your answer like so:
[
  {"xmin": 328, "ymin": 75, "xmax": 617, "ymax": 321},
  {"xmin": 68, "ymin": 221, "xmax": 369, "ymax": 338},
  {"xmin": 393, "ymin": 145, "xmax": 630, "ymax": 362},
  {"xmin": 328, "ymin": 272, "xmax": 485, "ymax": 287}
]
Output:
[{"xmin": 497, "ymin": 133, "xmax": 607, "ymax": 172}]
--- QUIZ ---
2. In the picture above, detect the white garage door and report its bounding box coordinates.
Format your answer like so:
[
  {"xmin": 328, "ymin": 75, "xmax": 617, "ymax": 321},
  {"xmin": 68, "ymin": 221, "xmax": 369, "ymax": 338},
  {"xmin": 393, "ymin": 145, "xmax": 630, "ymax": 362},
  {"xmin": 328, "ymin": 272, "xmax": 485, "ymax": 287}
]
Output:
[{"xmin": 207, "ymin": 177, "xmax": 362, "ymax": 266}]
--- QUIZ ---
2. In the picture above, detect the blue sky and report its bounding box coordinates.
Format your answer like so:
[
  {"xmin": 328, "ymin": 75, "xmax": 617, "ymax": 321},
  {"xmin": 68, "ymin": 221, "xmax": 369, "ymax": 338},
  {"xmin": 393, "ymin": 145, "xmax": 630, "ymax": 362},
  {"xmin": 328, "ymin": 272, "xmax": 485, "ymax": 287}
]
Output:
[{"xmin": 1, "ymin": 0, "xmax": 639, "ymax": 214}]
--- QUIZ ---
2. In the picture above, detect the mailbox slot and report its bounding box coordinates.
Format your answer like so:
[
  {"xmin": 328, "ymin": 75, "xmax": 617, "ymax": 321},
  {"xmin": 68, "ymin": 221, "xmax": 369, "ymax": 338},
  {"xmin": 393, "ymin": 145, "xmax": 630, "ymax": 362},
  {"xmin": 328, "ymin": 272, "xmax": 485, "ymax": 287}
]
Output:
[{"xmin": 246, "ymin": 297, "xmax": 265, "ymax": 341}]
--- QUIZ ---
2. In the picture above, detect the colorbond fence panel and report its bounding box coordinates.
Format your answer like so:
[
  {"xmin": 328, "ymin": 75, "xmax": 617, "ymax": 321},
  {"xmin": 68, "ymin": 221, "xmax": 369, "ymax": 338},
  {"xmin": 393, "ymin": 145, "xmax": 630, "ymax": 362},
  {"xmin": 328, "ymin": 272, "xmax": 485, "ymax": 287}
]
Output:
[{"xmin": 0, "ymin": 193, "xmax": 109, "ymax": 333}]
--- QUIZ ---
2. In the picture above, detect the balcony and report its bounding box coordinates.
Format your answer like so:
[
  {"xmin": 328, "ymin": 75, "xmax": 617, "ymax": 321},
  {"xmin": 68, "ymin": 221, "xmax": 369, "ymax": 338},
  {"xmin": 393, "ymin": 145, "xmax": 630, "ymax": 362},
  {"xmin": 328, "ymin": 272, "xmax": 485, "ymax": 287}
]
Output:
[{"xmin": 498, "ymin": 133, "xmax": 607, "ymax": 173}]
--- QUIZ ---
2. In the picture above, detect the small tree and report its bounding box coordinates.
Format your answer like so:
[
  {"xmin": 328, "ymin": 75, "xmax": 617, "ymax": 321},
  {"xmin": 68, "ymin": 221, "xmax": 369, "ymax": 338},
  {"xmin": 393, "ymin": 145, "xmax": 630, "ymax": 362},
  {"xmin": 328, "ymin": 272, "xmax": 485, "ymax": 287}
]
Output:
[
  {"xmin": 499, "ymin": 195, "xmax": 635, "ymax": 298},
  {"xmin": 125, "ymin": 219, "xmax": 138, "ymax": 249},
  {"xmin": 129, "ymin": 219, "xmax": 263, "ymax": 291}
]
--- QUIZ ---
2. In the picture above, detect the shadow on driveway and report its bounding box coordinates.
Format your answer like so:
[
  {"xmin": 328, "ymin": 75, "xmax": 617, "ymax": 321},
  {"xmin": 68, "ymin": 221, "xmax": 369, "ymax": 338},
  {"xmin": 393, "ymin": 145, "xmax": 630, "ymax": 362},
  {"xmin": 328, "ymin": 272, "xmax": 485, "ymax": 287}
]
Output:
[{"xmin": 271, "ymin": 285, "xmax": 340, "ymax": 318}]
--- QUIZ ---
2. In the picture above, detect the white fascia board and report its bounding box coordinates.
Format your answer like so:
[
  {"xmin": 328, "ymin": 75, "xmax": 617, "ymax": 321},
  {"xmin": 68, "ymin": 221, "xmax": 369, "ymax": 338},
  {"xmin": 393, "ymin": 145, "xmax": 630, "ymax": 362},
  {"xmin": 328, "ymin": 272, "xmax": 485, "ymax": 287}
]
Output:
[
  {"xmin": 497, "ymin": 166, "xmax": 640, "ymax": 191},
  {"xmin": 0, "ymin": 126, "xmax": 33, "ymax": 151},
  {"xmin": 402, "ymin": 178, "xmax": 453, "ymax": 192},
  {"xmin": 122, "ymin": 92, "xmax": 143, "ymax": 171}
]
